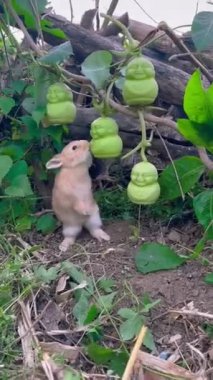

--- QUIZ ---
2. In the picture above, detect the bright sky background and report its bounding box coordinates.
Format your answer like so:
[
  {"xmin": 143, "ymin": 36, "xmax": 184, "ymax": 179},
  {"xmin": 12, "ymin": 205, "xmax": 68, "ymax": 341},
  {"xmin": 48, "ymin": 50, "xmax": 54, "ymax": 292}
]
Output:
[{"xmin": 50, "ymin": 0, "xmax": 212, "ymax": 31}]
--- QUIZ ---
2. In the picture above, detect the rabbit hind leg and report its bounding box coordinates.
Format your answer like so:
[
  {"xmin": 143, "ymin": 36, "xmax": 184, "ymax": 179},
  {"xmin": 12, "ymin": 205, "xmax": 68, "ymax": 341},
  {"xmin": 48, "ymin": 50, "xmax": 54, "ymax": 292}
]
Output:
[
  {"xmin": 60, "ymin": 225, "xmax": 82, "ymax": 252},
  {"xmin": 84, "ymin": 210, "xmax": 110, "ymax": 242}
]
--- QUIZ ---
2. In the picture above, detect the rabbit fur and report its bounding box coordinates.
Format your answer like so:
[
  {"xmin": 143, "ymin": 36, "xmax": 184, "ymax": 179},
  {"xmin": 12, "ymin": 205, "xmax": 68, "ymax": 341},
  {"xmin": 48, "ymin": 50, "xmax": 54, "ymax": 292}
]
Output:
[{"xmin": 46, "ymin": 140, "xmax": 110, "ymax": 251}]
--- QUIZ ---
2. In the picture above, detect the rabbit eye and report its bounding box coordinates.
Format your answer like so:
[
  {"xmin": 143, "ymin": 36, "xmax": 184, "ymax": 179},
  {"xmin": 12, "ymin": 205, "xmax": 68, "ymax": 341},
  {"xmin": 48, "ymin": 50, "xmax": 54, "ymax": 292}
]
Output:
[{"xmin": 72, "ymin": 145, "xmax": 78, "ymax": 150}]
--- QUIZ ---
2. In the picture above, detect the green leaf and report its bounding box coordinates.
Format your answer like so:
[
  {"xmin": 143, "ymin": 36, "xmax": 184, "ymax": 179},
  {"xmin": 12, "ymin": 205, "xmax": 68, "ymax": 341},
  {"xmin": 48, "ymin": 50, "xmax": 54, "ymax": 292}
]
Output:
[
  {"xmin": 22, "ymin": 97, "xmax": 36, "ymax": 113},
  {"xmin": 204, "ymin": 273, "xmax": 213, "ymax": 285},
  {"xmin": 11, "ymin": 0, "xmax": 48, "ymax": 29},
  {"xmin": 97, "ymin": 278, "xmax": 115, "ymax": 293},
  {"xmin": 117, "ymin": 308, "xmax": 137, "ymax": 320},
  {"xmin": 135, "ymin": 243, "xmax": 185, "ymax": 274},
  {"xmin": 0, "ymin": 155, "xmax": 13, "ymax": 184},
  {"xmin": 159, "ymin": 156, "xmax": 205, "ymax": 200},
  {"xmin": 73, "ymin": 294, "xmax": 89, "ymax": 325},
  {"xmin": 32, "ymin": 65, "xmax": 59, "ymax": 109},
  {"xmin": 4, "ymin": 174, "xmax": 33, "ymax": 197},
  {"xmin": 19, "ymin": 115, "xmax": 40, "ymax": 140},
  {"xmin": 84, "ymin": 304, "xmax": 100, "ymax": 324},
  {"xmin": 41, "ymin": 125, "xmax": 64, "ymax": 144},
  {"xmin": 191, "ymin": 11, "xmax": 213, "ymax": 51},
  {"xmin": 15, "ymin": 215, "xmax": 33, "ymax": 232},
  {"xmin": 36, "ymin": 214, "xmax": 57, "ymax": 234},
  {"xmin": 64, "ymin": 369, "xmax": 82, "ymax": 380},
  {"xmin": 177, "ymin": 119, "xmax": 213, "ymax": 154},
  {"xmin": 119, "ymin": 315, "xmax": 143, "ymax": 341},
  {"xmin": 5, "ymin": 160, "xmax": 28, "ymax": 182},
  {"xmin": 183, "ymin": 70, "xmax": 211, "ymax": 124},
  {"xmin": 61, "ymin": 262, "xmax": 94, "ymax": 295},
  {"xmin": 38, "ymin": 42, "xmax": 73, "ymax": 64},
  {"xmin": 140, "ymin": 294, "xmax": 161, "ymax": 313},
  {"xmin": 35, "ymin": 265, "xmax": 58, "ymax": 284},
  {"xmin": 10, "ymin": 80, "xmax": 26, "ymax": 95},
  {"xmin": 193, "ymin": 190, "xmax": 213, "ymax": 239},
  {"xmin": 0, "ymin": 143, "xmax": 24, "ymax": 160},
  {"xmin": 40, "ymin": 20, "xmax": 68, "ymax": 40},
  {"xmin": 0, "ymin": 96, "xmax": 15, "ymax": 114},
  {"xmin": 143, "ymin": 328, "xmax": 155, "ymax": 351},
  {"xmin": 81, "ymin": 51, "xmax": 112, "ymax": 89},
  {"xmin": 86, "ymin": 343, "xmax": 114, "ymax": 365},
  {"xmin": 96, "ymin": 292, "xmax": 117, "ymax": 311},
  {"xmin": 32, "ymin": 107, "xmax": 46, "ymax": 125},
  {"xmin": 109, "ymin": 351, "xmax": 129, "ymax": 377}
]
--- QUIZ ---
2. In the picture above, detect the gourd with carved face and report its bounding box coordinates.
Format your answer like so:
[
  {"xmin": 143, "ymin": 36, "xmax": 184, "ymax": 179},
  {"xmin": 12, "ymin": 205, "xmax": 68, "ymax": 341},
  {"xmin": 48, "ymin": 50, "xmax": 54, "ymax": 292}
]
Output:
[
  {"xmin": 127, "ymin": 161, "xmax": 160, "ymax": 204},
  {"xmin": 122, "ymin": 56, "xmax": 159, "ymax": 106},
  {"xmin": 90, "ymin": 116, "xmax": 123, "ymax": 158},
  {"xmin": 46, "ymin": 83, "xmax": 76, "ymax": 125}
]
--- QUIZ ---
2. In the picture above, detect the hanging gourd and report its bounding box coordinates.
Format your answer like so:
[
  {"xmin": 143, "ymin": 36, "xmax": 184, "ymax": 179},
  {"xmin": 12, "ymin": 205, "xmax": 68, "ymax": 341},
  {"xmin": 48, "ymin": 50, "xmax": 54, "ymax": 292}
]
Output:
[
  {"xmin": 46, "ymin": 83, "xmax": 76, "ymax": 125},
  {"xmin": 122, "ymin": 56, "xmax": 159, "ymax": 106},
  {"xmin": 127, "ymin": 161, "xmax": 160, "ymax": 205},
  {"xmin": 90, "ymin": 116, "xmax": 123, "ymax": 158}
]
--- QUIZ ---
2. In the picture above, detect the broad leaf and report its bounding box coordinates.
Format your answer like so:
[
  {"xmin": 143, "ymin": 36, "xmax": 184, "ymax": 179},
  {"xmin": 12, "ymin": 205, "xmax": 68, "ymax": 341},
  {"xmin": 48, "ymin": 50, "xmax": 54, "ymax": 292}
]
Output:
[
  {"xmin": 86, "ymin": 343, "xmax": 114, "ymax": 365},
  {"xmin": 0, "ymin": 96, "xmax": 15, "ymax": 114},
  {"xmin": 183, "ymin": 70, "xmax": 212, "ymax": 124},
  {"xmin": 20, "ymin": 115, "xmax": 40, "ymax": 140},
  {"xmin": 4, "ymin": 174, "xmax": 33, "ymax": 197},
  {"xmin": 61, "ymin": 262, "xmax": 94, "ymax": 294},
  {"xmin": 177, "ymin": 119, "xmax": 213, "ymax": 154},
  {"xmin": 35, "ymin": 265, "xmax": 58, "ymax": 284},
  {"xmin": 117, "ymin": 308, "xmax": 137, "ymax": 319},
  {"xmin": 5, "ymin": 160, "xmax": 28, "ymax": 182},
  {"xmin": 143, "ymin": 328, "xmax": 156, "ymax": 351},
  {"xmin": 0, "ymin": 155, "xmax": 13, "ymax": 184},
  {"xmin": 10, "ymin": 80, "xmax": 26, "ymax": 95},
  {"xmin": 36, "ymin": 214, "xmax": 57, "ymax": 234},
  {"xmin": 135, "ymin": 243, "xmax": 185, "ymax": 274},
  {"xmin": 22, "ymin": 97, "xmax": 36, "ymax": 114},
  {"xmin": 191, "ymin": 11, "xmax": 213, "ymax": 51},
  {"xmin": 119, "ymin": 314, "xmax": 143, "ymax": 341},
  {"xmin": 40, "ymin": 20, "xmax": 68, "ymax": 40},
  {"xmin": 97, "ymin": 292, "xmax": 117, "ymax": 311},
  {"xmin": 15, "ymin": 215, "xmax": 33, "ymax": 232},
  {"xmin": 39, "ymin": 42, "xmax": 73, "ymax": 64},
  {"xmin": 204, "ymin": 273, "xmax": 213, "ymax": 285},
  {"xmin": 0, "ymin": 143, "xmax": 24, "ymax": 160},
  {"xmin": 73, "ymin": 294, "xmax": 89, "ymax": 325},
  {"xmin": 81, "ymin": 51, "xmax": 112, "ymax": 89},
  {"xmin": 32, "ymin": 65, "xmax": 59, "ymax": 109},
  {"xmin": 84, "ymin": 304, "xmax": 100, "ymax": 324},
  {"xmin": 193, "ymin": 190, "xmax": 213, "ymax": 239},
  {"xmin": 159, "ymin": 156, "xmax": 205, "ymax": 200}
]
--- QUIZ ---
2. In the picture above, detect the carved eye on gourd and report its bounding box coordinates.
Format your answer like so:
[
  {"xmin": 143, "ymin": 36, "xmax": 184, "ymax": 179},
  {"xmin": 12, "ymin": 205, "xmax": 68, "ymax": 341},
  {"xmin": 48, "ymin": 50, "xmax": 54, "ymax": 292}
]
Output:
[{"xmin": 90, "ymin": 116, "xmax": 123, "ymax": 159}]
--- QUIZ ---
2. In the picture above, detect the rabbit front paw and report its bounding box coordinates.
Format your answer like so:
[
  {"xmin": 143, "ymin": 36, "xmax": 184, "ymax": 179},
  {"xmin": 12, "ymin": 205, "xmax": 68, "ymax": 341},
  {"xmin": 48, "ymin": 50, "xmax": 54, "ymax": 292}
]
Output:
[
  {"xmin": 90, "ymin": 228, "xmax": 110, "ymax": 242},
  {"xmin": 59, "ymin": 237, "xmax": 75, "ymax": 252},
  {"xmin": 74, "ymin": 201, "xmax": 95, "ymax": 216}
]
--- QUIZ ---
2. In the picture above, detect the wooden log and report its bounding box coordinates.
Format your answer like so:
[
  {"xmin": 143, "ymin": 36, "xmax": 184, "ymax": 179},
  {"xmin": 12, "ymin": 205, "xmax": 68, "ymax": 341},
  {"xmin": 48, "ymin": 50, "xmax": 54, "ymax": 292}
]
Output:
[{"xmin": 41, "ymin": 14, "xmax": 191, "ymax": 106}]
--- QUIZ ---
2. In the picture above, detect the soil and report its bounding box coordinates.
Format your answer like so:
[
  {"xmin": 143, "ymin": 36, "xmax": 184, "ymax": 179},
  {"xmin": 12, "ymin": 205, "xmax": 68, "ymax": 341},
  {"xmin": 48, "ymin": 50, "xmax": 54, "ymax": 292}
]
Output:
[{"xmin": 29, "ymin": 217, "xmax": 213, "ymax": 378}]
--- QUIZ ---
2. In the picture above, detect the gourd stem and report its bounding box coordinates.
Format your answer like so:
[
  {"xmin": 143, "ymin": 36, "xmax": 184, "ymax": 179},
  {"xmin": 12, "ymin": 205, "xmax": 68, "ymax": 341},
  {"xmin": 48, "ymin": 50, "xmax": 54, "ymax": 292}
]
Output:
[
  {"xmin": 138, "ymin": 110, "xmax": 148, "ymax": 162},
  {"xmin": 121, "ymin": 141, "xmax": 142, "ymax": 160},
  {"xmin": 105, "ymin": 81, "xmax": 115, "ymax": 114},
  {"xmin": 100, "ymin": 13, "xmax": 135, "ymax": 47}
]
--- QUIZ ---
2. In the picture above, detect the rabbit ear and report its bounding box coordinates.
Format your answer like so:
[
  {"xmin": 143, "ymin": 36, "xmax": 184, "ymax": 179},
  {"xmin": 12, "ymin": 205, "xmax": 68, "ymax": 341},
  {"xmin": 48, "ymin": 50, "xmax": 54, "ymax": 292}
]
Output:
[{"xmin": 46, "ymin": 154, "xmax": 63, "ymax": 170}]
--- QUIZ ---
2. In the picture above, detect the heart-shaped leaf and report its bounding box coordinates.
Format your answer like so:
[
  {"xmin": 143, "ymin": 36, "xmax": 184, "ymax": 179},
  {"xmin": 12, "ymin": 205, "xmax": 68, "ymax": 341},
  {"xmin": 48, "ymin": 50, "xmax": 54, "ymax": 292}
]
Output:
[
  {"xmin": 193, "ymin": 190, "xmax": 213, "ymax": 239},
  {"xmin": 135, "ymin": 243, "xmax": 185, "ymax": 274},
  {"xmin": 81, "ymin": 51, "xmax": 112, "ymax": 89},
  {"xmin": 191, "ymin": 11, "xmax": 213, "ymax": 51}
]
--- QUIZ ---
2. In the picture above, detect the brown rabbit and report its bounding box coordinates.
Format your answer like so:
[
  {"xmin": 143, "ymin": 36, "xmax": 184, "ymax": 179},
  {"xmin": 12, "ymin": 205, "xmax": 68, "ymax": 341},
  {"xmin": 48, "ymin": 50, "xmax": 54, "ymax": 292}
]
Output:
[{"xmin": 46, "ymin": 140, "xmax": 110, "ymax": 252}]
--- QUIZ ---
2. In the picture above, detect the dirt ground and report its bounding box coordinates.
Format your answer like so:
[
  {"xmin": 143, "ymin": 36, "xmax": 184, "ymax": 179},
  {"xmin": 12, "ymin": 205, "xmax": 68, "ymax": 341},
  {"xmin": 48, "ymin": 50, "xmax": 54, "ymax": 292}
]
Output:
[{"xmin": 29, "ymin": 216, "xmax": 213, "ymax": 378}]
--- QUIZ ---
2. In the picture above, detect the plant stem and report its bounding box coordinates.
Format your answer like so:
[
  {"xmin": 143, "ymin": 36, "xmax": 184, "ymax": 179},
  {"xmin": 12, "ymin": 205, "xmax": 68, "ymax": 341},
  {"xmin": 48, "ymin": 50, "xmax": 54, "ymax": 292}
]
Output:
[
  {"xmin": 138, "ymin": 110, "xmax": 148, "ymax": 162},
  {"xmin": 100, "ymin": 12, "xmax": 135, "ymax": 47}
]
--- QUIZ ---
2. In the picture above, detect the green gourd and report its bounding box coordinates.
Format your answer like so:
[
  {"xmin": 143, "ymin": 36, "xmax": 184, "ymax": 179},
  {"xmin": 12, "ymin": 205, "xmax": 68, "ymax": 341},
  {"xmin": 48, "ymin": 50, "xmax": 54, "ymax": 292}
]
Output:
[
  {"xmin": 127, "ymin": 161, "xmax": 160, "ymax": 205},
  {"xmin": 46, "ymin": 83, "xmax": 76, "ymax": 125},
  {"xmin": 90, "ymin": 116, "xmax": 123, "ymax": 158},
  {"xmin": 122, "ymin": 56, "xmax": 158, "ymax": 106}
]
